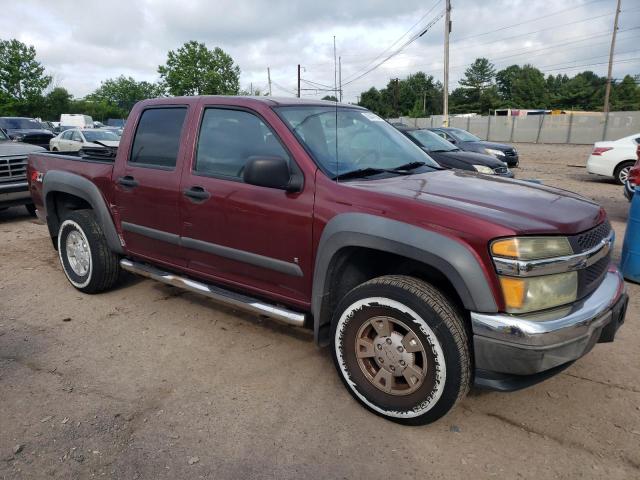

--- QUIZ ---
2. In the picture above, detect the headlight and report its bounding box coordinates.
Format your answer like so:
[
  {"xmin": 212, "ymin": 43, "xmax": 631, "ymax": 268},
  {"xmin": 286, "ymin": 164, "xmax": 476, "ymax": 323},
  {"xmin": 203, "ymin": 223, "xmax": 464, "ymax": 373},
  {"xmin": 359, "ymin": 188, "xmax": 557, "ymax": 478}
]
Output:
[
  {"xmin": 484, "ymin": 148, "xmax": 505, "ymax": 157},
  {"xmin": 491, "ymin": 236, "xmax": 578, "ymax": 313},
  {"xmin": 473, "ymin": 165, "xmax": 495, "ymax": 174},
  {"xmin": 491, "ymin": 237, "xmax": 573, "ymax": 260},
  {"xmin": 499, "ymin": 272, "xmax": 577, "ymax": 313}
]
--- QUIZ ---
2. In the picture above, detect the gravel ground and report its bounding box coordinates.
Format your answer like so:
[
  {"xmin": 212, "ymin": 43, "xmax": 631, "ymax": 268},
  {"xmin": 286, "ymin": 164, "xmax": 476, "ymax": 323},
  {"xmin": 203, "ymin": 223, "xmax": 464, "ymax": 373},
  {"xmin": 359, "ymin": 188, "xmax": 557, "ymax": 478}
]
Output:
[{"xmin": 1, "ymin": 143, "xmax": 638, "ymax": 480}]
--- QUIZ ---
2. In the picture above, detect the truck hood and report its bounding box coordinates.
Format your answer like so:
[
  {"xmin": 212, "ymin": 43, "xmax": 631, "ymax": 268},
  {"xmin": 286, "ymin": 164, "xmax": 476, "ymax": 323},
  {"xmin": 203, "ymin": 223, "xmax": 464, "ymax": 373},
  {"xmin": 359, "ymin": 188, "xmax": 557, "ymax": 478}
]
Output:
[
  {"xmin": 347, "ymin": 169, "xmax": 603, "ymax": 235},
  {"xmin": 0, "ymin": 141, "xmax": 46, "ymax": 155}
]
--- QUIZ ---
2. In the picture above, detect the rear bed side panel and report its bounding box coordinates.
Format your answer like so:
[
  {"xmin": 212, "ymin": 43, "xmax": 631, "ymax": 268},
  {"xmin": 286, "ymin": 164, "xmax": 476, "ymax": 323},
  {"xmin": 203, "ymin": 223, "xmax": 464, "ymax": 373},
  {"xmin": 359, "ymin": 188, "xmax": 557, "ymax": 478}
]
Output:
[{"xmin": 27, "ymin": 153, "xmax": 123, "ymax": 253}]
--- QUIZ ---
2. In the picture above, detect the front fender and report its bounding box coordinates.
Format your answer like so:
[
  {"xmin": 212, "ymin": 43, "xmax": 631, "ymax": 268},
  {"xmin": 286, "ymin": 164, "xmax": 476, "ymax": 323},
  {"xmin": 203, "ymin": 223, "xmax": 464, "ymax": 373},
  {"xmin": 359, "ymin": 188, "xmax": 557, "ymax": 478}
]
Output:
[{"xmin": 312, "ymin": 213, "xmax": 498, "ymax": 343}]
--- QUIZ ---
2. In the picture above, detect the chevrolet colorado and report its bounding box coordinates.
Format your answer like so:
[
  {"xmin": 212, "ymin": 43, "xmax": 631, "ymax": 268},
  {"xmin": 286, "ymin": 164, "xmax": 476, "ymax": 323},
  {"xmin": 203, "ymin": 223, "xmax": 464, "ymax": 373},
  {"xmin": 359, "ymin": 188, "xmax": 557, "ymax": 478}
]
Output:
[{"xmin": 27, "ymin": 97, "xmax": 628, "ymax": 425}]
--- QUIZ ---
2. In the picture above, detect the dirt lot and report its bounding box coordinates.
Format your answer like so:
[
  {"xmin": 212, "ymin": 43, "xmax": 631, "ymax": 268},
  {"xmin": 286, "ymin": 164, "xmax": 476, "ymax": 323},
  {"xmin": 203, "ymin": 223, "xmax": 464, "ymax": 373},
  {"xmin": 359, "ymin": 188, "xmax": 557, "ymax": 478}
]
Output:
[{"xmin": 1, "ymin": 143, "xmax": 639, "ymax": 479}]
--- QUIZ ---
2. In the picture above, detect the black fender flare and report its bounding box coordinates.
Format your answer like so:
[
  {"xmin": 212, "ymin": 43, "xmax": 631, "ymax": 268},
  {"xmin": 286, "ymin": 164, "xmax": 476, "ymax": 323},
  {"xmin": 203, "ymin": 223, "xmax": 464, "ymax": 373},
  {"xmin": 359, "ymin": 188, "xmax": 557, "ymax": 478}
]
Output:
[
  {"xmin": 42, "ymin": 170, "xmax": 124, "ymax": 254},
  {"xmin": 311, "ymin": 213, "xmax": 498, "ymax": 343}
]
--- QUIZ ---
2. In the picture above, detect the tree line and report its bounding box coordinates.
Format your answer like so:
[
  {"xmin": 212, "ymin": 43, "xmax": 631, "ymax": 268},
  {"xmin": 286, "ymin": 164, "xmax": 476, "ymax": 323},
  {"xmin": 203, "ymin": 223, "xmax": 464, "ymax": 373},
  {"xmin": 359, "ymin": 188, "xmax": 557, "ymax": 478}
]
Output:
[
  {"xmin": 357, "ymin": 57, "xmax": 640, "ymax": 117},
  {"xmin": 0, "ymin": 39, "xmax": 242, "ymax": 121}
]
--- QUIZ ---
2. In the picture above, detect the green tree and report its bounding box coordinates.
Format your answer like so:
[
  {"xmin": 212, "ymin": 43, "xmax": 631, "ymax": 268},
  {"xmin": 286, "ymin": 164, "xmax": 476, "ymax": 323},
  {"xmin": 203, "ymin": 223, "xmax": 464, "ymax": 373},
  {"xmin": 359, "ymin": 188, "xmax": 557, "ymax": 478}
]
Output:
[
  {"xmin": 89, "ymin": 75, "xmax": 162, "ymax": 112},
  {"xmin": 321, "ymin": 95, "xmax": 338, "ymax": 101},
  {"xmin": 611, "ymin": 75, "xmax": 640, "ymax": 111},
  {"xmin": 496, "ymin": 64, "xmax": 546, "ymax": 108},
  {"xmin": 43, "ymin": 87, "xmax": 72, "ymax": 120},
  {"xmin": 0, "ymin": 38, "xmax": 51, "ymax": 115},
  {"xmin": 158, "ymin": 41, "xmax": 240, "ymax": 96},
  {"xmin": 455, "ymin": 58, "xmax": 499, "ymax": 113}
]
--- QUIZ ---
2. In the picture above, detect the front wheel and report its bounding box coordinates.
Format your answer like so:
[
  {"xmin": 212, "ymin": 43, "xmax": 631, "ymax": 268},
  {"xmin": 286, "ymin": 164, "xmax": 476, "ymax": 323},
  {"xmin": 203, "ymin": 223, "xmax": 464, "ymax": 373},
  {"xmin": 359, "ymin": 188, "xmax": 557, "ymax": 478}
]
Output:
[
  {"xmin": 331, "ymin": 275, "xmax": 471, "ymax": 425},
  {"xmin": 57, "ymin": 210, "xmax": 120, "ymax": 293}
]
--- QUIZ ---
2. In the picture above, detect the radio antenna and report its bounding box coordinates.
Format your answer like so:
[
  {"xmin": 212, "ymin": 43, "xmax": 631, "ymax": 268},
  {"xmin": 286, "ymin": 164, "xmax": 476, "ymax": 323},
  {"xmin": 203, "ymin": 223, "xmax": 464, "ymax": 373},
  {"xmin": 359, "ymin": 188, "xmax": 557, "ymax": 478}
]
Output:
[{"xmin": 333, "ymin": 35, "xmax": 339, "ymax": 181}]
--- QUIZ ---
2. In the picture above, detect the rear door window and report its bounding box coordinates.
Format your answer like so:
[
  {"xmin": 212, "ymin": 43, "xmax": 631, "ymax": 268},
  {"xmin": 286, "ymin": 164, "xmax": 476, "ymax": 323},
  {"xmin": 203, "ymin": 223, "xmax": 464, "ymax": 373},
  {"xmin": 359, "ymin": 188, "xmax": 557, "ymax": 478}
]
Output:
[{"xmin": 130, "ymin": 107, "xmax": 187, "ymax": 169}]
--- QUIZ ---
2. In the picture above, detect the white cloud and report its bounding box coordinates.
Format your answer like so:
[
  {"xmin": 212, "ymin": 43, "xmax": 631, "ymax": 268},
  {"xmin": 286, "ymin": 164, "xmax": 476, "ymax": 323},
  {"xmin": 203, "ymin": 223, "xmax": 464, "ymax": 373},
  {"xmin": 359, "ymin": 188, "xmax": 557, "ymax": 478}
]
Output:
[{"xmin": 1, "ymin": 0, "xmax": 638, "ymax": 102}]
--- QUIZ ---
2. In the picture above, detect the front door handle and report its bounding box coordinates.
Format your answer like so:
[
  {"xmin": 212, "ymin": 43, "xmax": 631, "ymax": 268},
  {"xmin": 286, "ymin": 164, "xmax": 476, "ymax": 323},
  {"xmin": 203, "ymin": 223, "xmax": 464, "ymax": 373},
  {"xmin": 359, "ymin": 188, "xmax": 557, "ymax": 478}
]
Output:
[
  {"xmin": 184, "ymin": 186, "xmax": 210, "ymax": 201},
  {"xmin": 117, "ymin": 175, "xmax": 139, "ymax": 188}
]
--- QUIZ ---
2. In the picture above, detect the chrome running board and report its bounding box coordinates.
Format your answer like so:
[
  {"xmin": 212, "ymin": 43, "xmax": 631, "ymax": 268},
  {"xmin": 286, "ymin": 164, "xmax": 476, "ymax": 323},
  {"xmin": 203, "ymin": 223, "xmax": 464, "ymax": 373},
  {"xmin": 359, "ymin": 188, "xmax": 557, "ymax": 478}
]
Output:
[{"xmin": 120, "ymin": 258, "xmax": 306, "ymax": 327}]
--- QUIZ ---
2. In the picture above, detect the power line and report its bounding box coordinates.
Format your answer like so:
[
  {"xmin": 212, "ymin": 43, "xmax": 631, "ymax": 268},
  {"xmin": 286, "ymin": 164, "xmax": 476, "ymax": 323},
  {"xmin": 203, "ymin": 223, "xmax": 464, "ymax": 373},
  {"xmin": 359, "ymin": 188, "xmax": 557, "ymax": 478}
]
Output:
[
  {"xmin": 341, "ymin": 0, "xmax": 443, "ymax": 81},
  {"xmin": 341, "ymin": 10, "xmax": 445, "ymax": 86},
  {"xmin": 454, "ymin": 0, "xmax": 607, "ymax": 42}
]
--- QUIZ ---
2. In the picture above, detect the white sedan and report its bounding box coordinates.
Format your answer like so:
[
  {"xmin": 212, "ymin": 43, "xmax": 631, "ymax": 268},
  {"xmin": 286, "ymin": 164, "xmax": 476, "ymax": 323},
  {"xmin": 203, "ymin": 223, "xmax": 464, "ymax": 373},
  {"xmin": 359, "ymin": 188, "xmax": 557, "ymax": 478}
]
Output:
[
  {"xmin": 586, "ymin": 133, "xmax": 640, "ymax": 184},
  {"xmin": 50, "ymin": 128, "xmax": 120, "ymax": 153}
]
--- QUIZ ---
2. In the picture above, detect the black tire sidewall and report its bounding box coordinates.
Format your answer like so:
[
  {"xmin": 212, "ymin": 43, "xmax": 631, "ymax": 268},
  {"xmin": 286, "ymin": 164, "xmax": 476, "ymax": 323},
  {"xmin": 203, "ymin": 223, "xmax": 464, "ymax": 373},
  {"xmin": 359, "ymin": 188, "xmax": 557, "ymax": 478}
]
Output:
[
  {"xmin": 58, "ymin": 215, "xmax": 94, "ymax": 290},
  {"xmin": 331, "ymin": 281, "xmax": 466, "ymax": 425}
]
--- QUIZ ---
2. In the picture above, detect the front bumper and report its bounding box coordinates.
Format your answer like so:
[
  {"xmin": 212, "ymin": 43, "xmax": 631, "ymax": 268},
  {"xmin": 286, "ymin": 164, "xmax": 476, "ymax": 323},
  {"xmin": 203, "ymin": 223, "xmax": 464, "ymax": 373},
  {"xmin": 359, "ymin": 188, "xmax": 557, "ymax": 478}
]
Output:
[
  {"xmin": 471, "ymin": 268, "xmax": 627, "ymax": 380},
  {"xmin": 0, "ymin": 180, "xmax": 31, "ymax": 207}
]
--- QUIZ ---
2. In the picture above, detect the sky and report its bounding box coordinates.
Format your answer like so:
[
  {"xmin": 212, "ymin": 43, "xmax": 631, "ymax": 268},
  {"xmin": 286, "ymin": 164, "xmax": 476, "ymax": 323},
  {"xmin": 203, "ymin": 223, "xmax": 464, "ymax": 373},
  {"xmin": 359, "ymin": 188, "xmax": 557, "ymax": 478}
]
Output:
[{"xmin": 1, "ymin": 0, "xmax": 639, "ymax": 104}]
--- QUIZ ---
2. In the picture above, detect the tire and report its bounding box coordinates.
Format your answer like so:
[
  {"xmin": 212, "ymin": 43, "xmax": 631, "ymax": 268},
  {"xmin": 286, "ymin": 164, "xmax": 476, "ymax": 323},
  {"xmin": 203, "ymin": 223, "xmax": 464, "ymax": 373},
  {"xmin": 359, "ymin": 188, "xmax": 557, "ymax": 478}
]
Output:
[
  {"xmin": 57, "ymin": 209, "xmax": 120, "ymax": 293},
  {"xmin": 51, "ymin": 147, "xmax": 58, "ymax": 152},
  {"xmin": 331, "ymin": 275, "xmax": 471, "ymax": 426},
  {"xmin": 25, "ymin": 203, "xmax": 37, "ymax": 217},
  {"xmin": 614, "ymin": 161, "xmax": 634, "ymax": 185}
]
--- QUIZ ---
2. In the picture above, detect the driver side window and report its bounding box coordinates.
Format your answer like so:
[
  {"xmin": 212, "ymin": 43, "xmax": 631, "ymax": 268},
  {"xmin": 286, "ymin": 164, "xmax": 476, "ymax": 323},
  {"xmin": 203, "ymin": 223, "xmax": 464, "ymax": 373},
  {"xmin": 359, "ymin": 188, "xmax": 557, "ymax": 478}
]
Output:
[{"xmin": 195, "ymin": 108, "xmax": 290, "ymax": 180}]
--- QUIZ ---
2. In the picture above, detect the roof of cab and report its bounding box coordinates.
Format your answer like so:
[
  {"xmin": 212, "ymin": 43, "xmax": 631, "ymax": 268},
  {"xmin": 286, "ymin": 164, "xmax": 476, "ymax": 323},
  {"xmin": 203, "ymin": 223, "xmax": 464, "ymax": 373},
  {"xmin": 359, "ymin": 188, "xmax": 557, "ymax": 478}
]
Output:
[{"xmin": 136, "ymin": 95, "xmax": 366, "ymax": 109}]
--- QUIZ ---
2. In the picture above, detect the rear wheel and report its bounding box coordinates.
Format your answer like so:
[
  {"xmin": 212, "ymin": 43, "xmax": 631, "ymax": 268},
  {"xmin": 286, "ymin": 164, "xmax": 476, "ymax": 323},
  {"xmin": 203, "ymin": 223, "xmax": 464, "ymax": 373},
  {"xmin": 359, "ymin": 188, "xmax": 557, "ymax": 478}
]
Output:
[
  {"xmin": 57, "ymin": 210, "xmax": 120, "ymax": 293},
  {"xmin": 331, "ymin": 275, "xmax": 471, "ymax": 425},
  {"xmin": 614, "ymin": 161, "xmax": 634, "ymax": 185}
]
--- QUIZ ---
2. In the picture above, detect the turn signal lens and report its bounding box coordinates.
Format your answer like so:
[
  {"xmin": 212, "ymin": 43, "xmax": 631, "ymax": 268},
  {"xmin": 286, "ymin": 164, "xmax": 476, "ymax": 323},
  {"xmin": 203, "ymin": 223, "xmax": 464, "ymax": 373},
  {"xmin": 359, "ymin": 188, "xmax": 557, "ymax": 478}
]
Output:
[
  {"xmin": 499, "ymin": 277, "xmax": 526, "ymax": 310},
  {"xmin": 499, "ymin": 272, "xmax": 578, "ymax": 313},
  {"xmin": 491, "ymin": 237, "xmax": 573, "ymax": 260}
]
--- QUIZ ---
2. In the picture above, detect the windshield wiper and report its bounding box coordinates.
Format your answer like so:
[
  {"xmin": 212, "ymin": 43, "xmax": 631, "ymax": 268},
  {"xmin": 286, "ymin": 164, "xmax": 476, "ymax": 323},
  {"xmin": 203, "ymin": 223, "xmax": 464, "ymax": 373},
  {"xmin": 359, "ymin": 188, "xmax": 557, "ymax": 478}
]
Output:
[
  {"xmin": 333, "ymin": 167, "xmax": 410, "ymax": 181},
  {"xmin": 390, "ymin": 161, "xmax": 426, "ymax": 171}
]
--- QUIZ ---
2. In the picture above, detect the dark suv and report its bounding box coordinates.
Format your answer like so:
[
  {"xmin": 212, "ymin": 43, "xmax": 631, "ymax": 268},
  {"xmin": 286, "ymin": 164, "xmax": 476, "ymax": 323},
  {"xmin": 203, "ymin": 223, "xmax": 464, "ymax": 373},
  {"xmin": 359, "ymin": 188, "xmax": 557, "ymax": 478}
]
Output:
[
  {"xmin": 0, "ymin": 117, "xmax": 54, "ymax": 150},
  {"xmin": 429, "ymin": 127, "xmax": 519, "ymax": 167}
]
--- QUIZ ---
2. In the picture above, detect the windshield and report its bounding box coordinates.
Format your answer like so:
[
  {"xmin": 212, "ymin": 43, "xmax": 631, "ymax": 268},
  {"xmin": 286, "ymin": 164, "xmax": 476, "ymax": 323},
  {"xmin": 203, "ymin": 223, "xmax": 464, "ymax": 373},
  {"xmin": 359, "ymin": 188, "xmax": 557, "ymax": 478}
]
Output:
[
  {"xmin": 407, "ymin": 129, "xmax": 458, "ymax": 152},
  {"xmin": 83, "ymin": 130, "xmax": 120, "ymax": 142},
  {"xmin": 0, "ymin": 118, "xmax": 44, "ymax": 130},
  {"xmin": 449, "ymin": 128, "xmax": 480, "ymax": 142},
  {"xmin": 275, "ymin": 106, "xmax": 439, "ymax": 177}
]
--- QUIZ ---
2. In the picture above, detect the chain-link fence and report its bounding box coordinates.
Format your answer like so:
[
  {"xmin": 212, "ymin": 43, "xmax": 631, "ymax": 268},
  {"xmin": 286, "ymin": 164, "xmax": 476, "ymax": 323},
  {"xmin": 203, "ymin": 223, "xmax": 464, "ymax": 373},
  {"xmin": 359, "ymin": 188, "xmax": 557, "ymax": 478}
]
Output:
[{"xmin": 388, "ymin": 111, "xmax": 640, "ymax": 144}]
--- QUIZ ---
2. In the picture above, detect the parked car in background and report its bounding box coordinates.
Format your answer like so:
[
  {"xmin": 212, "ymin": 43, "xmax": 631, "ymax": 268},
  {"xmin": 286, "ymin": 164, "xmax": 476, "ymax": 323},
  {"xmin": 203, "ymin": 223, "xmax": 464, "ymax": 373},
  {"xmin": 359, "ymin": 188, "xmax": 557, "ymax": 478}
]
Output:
[
  {"xmin": 27, "ymin": 96, "xmax": 627, "ymax": 425},
  {"xmin": 0, "ymin": 117, "xmax": 54, "ymax": 150},
  {"xmin": 0, "ymin": 127, "xmax": 46, "ymax": 215},
  {"xmin": 587, "ymin": 133, "xmax": 640, "ymax": 185},
  {"xmin": 60, "ymin": 114, "xmax": 94, "ymax": 129},
  {"xmin": 428, "ymin": 127, "xmax": 519, "ymax": 167},
  {"xmin": 50, "ymin": 128, "xmax": 120, "ymax": 153},
  {"xmin": 99, "ymin": 126, "xmax": 124, "ymax": 137},
  {"xmin": 623, "ymin": 145, "xmax": 640, "ymax": 201},
  {"xmin": 397, "ymin": 126, "xmax": 513, "ymax": 177},
  {"xmin": 106, "ymin": 118, "xmax": 126, "ymax": 127}
]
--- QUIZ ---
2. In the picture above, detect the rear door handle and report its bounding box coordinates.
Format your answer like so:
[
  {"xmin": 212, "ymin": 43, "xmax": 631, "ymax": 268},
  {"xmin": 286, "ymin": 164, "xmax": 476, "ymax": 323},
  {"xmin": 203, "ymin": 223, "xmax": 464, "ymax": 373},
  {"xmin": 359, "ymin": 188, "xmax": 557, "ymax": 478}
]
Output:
[
  {"xmin": 117, "ymin": 175, "xmax": 139, "ymax": 188},
  {"xmin": 184, "ymin": 186, "xmax": 210, "ymax": 201}
]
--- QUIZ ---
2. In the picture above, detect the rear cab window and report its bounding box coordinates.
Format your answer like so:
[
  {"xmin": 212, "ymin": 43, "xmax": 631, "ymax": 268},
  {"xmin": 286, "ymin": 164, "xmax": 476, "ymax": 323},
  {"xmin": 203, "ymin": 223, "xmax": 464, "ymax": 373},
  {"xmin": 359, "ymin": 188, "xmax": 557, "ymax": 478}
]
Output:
[{"xmin": 129, "ymin": 107, "xmax": 187, "ymax": 169}]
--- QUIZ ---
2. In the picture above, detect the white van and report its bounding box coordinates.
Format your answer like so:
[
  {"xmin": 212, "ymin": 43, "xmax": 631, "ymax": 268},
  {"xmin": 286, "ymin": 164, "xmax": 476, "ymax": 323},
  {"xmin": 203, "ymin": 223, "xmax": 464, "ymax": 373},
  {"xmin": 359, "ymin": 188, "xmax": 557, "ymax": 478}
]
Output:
[{"xmin": 59, "ymin": 114, "xmax": 93, "ymax": 129}]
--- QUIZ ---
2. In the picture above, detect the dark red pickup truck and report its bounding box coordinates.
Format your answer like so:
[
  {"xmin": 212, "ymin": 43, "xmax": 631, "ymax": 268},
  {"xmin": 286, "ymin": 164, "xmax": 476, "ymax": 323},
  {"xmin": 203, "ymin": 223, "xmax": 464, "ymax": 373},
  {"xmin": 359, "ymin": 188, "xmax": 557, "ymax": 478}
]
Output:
[{"xmin": 27, "ymin": 96, "xmax": 628, "ymax": 425}]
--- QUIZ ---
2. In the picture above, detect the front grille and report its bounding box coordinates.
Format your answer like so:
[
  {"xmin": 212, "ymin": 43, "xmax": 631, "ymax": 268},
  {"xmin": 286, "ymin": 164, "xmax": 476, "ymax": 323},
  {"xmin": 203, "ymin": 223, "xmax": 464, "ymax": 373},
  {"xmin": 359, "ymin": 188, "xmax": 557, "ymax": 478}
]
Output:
[
  {"xmin": 0, "ymin": 155, "xmax": 28, "ymax": 182},
  {"xmin": 574, "ymin": 221, "xmax": 611, "ymax": 252},
  {"xmin": 493, "ymin": 166, "xmax": 508, "ymax": 175},
  {"xmin": 570, "ymin": 221, "xmax": 612, "ymax": 299},
  {"xmin": 503, "ymin": 149, "xmax": 517, "ymax": 157}
]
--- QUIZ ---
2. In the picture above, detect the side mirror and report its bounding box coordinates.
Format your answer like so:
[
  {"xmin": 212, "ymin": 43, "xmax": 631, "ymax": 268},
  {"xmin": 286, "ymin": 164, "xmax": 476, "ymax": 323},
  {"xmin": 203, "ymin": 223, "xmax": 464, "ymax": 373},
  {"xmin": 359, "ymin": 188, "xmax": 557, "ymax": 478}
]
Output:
[
  {"xmin": 448, "ymin": 138, "xmax": 457, "ymax": 144},
  {"xmin": 243, "ymin": 156, "xmax": 302, "ymax": 192}
]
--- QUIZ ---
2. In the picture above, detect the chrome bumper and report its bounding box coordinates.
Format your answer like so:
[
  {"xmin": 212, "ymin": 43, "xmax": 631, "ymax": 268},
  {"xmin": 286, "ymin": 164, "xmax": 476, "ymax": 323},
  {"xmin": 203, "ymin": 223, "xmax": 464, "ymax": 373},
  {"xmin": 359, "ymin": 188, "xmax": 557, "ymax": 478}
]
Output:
[{"xmin": 471, "ymin": 268, "xmax": 627, "ymax": 375}]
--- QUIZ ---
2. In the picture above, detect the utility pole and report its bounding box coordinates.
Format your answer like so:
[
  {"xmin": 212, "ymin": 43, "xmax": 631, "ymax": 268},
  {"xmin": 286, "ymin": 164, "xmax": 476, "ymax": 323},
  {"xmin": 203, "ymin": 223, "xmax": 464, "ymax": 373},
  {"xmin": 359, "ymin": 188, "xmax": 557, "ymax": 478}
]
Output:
[
  {"xmin": 393, "ymin": 78, "xmax": 399, "ymax": 118},
  {"xmin": 267, "ymin": 67, "xmax": 272, "ymax": 96},
  {"xmin": 250, "ymin": 82, "xmax": 253, "ymax": 95},
  {"xmin": 603, "ymin": 0, "xmax": 621, "ymax": 113},
  {"xmin": 339, "ymin": 56, "xmax": 343, "ymax": 102},
  {"xmin": 297, "ymin": 64, "xmax": 301, "ymax": 98},
  {"xmin": 423, "ymin": 91, "xmax": 427, "ymax": 115},
  {"xmin": 443, "ymin": 0, "xmax": 451, "ymax": 126}
]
